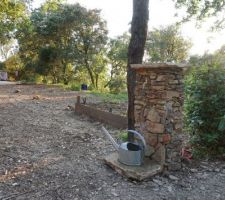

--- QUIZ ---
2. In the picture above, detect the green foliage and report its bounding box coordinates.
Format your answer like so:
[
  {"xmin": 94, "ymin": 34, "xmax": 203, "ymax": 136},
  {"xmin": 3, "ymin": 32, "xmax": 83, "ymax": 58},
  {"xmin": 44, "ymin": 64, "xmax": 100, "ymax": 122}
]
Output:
[
  {"xmin": 71, "ymin": 7, "xmax": 108, "ymax": 88},
  {"xmin": 20, "ymin": 74, "xmax": 41, "ymax": 83},
  {"xmin": 106, "ymin": 33, "xmax": 129, "ymax": 93},
  {"xmin": 17, "ymin": 2, "xmax": 108, "ymax": 86},
  {"xmin": 190, "ymin": 45, "xmax": 225, "ymax": 67},
  {"xmin": 0, "ymin": 0, "xmax": 30, "ymax": 67},
  {"xmin": 175, "ymin": 0, "xmax": 225, "ymax": 29},
  {"xmin": 3, "ymin": 54, "xmax": 23, "ymax": 80},
  {"xmin": 0, "ymin": 62, "xmax": 5, "ymax": 70},
  {"xmin": 36, "ymin": 47, "xmax": 60, "ymax": 83},
  {"xmin": 117, "ymin": 131, "xmax": 128, "ymax": 142},
  {"xmin": 39, "ymin": 47, "xmax": 58, "ymax": 63},
  {"xmin": 108, "ymin": 77, "xmax": 127, "ymax": 94},
  {"xmin": 146, "ymin": 25, "xmax": 192, "ymax": 62},
  {"xmin": 185, "ymin": 65, "xmax": 225, "ymax": 156},
  {"xmin": 0, "ymin": 0, "xmax": 27, "ymax": 44},
  {"xmin": 218, "ymin": 115, "xmax": 225, "ymax": 131}
]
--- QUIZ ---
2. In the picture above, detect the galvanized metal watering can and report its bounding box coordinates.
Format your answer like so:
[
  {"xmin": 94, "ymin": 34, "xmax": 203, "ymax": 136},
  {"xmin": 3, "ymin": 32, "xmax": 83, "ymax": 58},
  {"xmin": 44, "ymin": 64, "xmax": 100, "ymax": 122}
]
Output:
[{"xmin": 102, "ymin": 127, "xmax": 146, "ymax": 166}]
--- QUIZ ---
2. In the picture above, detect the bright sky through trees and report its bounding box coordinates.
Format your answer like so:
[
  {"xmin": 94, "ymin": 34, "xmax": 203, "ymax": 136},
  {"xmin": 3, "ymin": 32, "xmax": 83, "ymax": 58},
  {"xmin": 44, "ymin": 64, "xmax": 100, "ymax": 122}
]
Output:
[{"xmin": 34, "ymin": 0, "xmax": 225, "ymax": 55}]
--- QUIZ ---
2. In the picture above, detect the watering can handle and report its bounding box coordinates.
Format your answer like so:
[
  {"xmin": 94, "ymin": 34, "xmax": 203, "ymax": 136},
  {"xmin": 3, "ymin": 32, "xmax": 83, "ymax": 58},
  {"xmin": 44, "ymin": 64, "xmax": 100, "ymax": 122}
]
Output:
[{"xmin": 127, "ymin": 130, "xmax": 146, "ymax": 148}]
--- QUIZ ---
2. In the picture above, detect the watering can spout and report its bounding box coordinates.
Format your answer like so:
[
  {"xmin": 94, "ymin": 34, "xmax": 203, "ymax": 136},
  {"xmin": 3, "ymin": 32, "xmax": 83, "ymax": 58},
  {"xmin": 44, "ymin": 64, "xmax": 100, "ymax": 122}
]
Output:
[{"xmin": 101, "ymin": 126, "xmax": 119, "ymax": 150}]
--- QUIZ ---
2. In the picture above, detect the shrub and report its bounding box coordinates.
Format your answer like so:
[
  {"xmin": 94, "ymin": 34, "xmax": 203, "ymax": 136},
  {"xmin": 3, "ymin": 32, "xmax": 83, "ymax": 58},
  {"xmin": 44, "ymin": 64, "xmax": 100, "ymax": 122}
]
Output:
[
  {"xmin": 108, "ymin": 77, "xmax": 127, "ymax": 94},
  {"xmin": 185, "ymin": 65, "xmax": 225, "ymax": 157},
  {"xmin": 117, "ymin": 131, "xmax": 128, "ymax": 142},
  {"xmin": 70, "ymin": 83, "xmax": 80, "ymax": 91}
]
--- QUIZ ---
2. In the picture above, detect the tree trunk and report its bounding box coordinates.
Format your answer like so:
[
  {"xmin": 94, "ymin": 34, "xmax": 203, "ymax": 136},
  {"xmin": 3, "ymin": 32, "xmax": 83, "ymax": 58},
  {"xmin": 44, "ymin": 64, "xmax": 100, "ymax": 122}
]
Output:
[
  {"xmin": 95, "ymin": 74, "xmax": 99, "ymax": 89},
  {"xmin": 127, "ymin": 0, "xmax": 149, "ymax": 135},
  {"xmin": 84, "ymin": 58, "xmax": 95, "ymax": 87},
  {"xmin": 62, "ymin": 60, "xmax": 68, "ymax": 85}
]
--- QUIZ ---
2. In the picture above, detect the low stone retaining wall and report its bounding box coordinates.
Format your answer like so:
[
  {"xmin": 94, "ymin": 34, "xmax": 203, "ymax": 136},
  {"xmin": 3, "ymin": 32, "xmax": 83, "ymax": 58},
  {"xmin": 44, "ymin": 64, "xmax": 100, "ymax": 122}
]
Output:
[{"xmin": 75, "ymin": 96, "xmax": 127, "ymax": 129}]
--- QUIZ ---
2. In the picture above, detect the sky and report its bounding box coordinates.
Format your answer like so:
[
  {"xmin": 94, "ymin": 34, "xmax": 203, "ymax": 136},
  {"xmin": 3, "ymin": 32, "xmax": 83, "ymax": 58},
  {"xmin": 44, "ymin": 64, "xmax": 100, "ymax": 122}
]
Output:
[{"xmin": 34, "ymin": 0, "xmax": 225, "ymax": 56}]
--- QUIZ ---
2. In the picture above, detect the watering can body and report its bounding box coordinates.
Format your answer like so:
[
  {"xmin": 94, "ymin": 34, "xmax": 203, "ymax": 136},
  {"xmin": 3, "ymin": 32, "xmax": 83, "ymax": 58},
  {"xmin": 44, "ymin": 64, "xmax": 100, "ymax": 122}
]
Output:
[{"xmin": 102, "ymin": 127, "xmax": 146, "ymax": 166}]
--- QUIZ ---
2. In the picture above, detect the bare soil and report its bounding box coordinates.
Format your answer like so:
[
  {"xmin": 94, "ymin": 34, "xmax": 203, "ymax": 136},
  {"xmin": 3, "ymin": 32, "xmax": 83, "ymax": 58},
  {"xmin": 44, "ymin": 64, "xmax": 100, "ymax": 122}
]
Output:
[{"xmin": 0, "ymin": 84, "xmax": 225, "ymax": 200}]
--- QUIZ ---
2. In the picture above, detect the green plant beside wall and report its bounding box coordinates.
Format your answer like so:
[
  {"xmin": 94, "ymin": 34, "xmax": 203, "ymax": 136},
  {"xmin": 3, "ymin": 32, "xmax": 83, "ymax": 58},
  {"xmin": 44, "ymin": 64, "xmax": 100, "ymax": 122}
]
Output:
[
  {"xmin": 185, "ymin": 65, "xmax": 225, "ymax": 157},
  {"xmin": 117, "ymin": 131, "xmax": 128, "ymax": 142},
  {"xmin": 90, "ymin": 92, "xmax": 128, "ymax": 103}
]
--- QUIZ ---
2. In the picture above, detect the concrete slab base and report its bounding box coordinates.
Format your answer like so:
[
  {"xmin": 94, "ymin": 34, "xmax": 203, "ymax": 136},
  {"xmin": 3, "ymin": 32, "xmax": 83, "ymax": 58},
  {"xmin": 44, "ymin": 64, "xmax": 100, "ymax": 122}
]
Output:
[{"xmin": 103, "ymin": 152, "xmax": 163, "ymax": 181}]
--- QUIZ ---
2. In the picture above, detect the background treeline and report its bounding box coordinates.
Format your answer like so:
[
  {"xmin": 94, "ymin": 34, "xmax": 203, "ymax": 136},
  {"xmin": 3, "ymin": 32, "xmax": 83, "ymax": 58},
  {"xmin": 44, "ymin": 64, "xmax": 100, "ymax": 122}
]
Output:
[
  {"xmin": 0, "ymin": 0, "xmax": 128, "ymax": 93},
  {"xmin": 0, "ymin": 0, "xmax": 194, "ymax": 93}
]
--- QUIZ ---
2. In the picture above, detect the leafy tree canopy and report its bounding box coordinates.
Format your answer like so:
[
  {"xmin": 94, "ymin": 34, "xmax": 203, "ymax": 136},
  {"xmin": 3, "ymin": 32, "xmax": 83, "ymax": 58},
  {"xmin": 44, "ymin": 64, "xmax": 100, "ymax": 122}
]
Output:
[
  {"xmin": 17, "ymin": 1, "xmax": 108, "ymax": 85},
  {"xmin": 146, "ymin": 25, "xmax": 192, "ymax": 63},
  {"xmin": 174, "ymin": 0, "xmax": 225, "ymax": 29},
  {"xmin": 189, "ymin": 44, "xmax": 225, "ymax": 66},
  {"xmin": 0, "ymin": 0, "xmax": 29, "ymax": 44},
  {"xmin": 106, "ymin": 33, "xmax": 129, "ymax": 93}
]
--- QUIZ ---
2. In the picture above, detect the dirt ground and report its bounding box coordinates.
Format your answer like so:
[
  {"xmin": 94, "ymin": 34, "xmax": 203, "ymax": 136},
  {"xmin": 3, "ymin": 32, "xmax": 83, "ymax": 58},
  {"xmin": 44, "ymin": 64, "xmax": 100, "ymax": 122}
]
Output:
[{"xmin": 0, "ymin": 84, "xmax": 225, "ymax": 200}]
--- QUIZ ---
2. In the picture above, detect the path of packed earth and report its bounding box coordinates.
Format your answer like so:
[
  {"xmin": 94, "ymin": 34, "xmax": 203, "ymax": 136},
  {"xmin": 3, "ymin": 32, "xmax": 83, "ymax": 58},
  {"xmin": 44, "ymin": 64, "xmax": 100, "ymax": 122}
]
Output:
[{"xmin": 0, "ymin": 84, "xmax": 225, "ymax": 200}]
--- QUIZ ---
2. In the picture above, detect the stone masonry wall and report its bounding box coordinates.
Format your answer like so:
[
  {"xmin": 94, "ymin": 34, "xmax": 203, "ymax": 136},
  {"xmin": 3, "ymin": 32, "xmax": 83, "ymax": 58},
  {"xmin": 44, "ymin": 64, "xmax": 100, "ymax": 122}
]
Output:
[{"xmin": 132, "ymin": 64, "xmax": 185, "ymax": 170}]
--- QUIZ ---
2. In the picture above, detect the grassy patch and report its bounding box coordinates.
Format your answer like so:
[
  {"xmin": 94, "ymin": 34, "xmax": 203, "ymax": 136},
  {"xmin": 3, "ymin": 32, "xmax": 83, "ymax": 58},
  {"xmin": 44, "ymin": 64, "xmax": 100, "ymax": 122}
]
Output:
[
  {"xmin": 90, "ymin": 91, "xmax": 128, "ymax": 103},
  {"xmin": 69, "ymin": 83, "xmax": 81, "ymax": 91},
  {"xmin": 53, "ymin": 83, "xmax": 81, "ymax": 91}
]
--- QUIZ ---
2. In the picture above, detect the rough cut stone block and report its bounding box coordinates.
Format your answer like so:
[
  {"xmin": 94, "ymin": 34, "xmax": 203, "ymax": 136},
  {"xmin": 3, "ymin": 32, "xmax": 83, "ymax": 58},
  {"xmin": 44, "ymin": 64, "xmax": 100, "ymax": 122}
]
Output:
[
  {"xmin": 156, "ymin": 75, "xmax": 166, "ymax": 81},
  {"xmin": 169, "ymin": 80, "xmax": 179, "ymax": 84},
  {"xmin": 146, "ymin": 134, "xmax": 158, "ymax": 147},
  {"xmin": 151, "ymin": 80, "xmax": 165, "ymax": 86},
  {"xmin": 157, "ymin": 75, "xmax": 175, "ymax": 81},
  {"xmin": 103, "ymin": 153, "xmax": 163, "ymax": 181},
  {"xmin": 135, "ymin": 105, "xmax": 142, "ymax": 109},
  {"xmin": 147, "ymin": 108, "xmax": 161, "ymax": 123},
  {"xmin": 151, "ymin": 143, "xmax": 166, "ymax": 164},
  {"xmin": 174, "ymin": 111, "xmax": 183, "ymax": 120},
  {"xmin": 150, "ymin": 73, "xmax": 157, "ymax": 79},
  {"xmin": 137, "ymin": 68, "xmax": 148, "ymax": 75},
  {"xmin": 134, "ymin": 112, "xmax": 140, "ymax": 122},
  {"xmin": 166, "ymin": 91, "xmax": 180, "ymax": 99},
  {"xmin": 147, "ymin": 122, "xmax": 164, "ymax": 134},
  {"xmin": 151, "ymin": 85, "xmax": 165, "ymax": 90},
  {"xmin": 161, "ymin": 134, "xmax": 172, "ymax": 144},
  {"xmin": 148, "ymin": 92, "xmax": 166, "ymax": 99},
  {"xmin": 149, "ymin": 100, "xmax": 166, "ymax": 105},
  {"xmin": 175, "ymin": 123, "xmax": 183, "ymax": 130},
  {"xmin": 166, "ymin": 162, "xmax": 182, "ymax": 171},
  {"xmin": 134, "ymin": 100, "xmax": 146, "ymax": 106},
  {"xmin": 173, "ymin": 101, "xmax": 182, "ymax": 107}
]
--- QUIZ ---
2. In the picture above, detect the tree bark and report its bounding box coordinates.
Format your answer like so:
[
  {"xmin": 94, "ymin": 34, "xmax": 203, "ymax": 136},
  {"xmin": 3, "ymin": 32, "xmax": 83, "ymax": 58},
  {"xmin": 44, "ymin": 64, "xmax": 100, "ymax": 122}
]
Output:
[
  {"xmin": 84, "ymin": 57, "xmax": 95, "ymax": 87},
  {"xmin": 127, "ymin": 0, "xmax": 149, "ymax": 134}
]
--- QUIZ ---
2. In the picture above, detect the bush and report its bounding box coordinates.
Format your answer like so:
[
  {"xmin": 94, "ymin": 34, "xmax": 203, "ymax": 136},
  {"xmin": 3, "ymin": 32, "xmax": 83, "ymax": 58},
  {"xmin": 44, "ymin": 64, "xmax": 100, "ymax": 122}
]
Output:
[
  {"xmin": 70, "ymin": 83, "xmax": 80, "ymax": 91},
  {"xmin": 117, "ymin": 131, "xmax": 128, "ymax": 142},
  {"xmin": 108, "ymin": 77, "xmax": 127, "ymax": 94},
  {"xmin": 185, "ymin": 65, "xmax": 225, "ymax": 157}
]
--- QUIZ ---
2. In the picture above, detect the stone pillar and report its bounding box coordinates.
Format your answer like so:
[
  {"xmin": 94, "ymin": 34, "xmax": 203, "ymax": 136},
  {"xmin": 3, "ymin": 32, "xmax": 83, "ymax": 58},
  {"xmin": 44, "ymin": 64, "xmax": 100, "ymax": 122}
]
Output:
[{"xmin": 132, "ymin": 63, "xmax": 186, "ymax": 170}]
